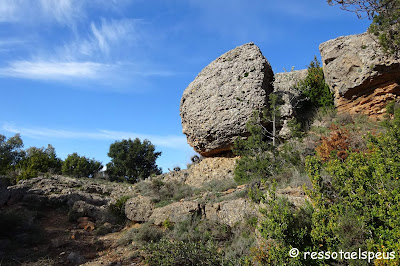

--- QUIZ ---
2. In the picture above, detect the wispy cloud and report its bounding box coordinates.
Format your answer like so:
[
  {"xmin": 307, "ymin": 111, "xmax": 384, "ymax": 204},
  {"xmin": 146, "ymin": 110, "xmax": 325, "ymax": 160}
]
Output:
[
  {"xmin": 0, "ymin": 60, "xmax": 175, "ymax": 84},
  {"xmin": 39, "ymin": 0, "xmax": 84, "ymax": 28},
  {"xmin": 62, "ymin": 18, "xmax": 143, "ymax": 59},
  {"xmin": 2, "ymin": 123, "xmax": 189, "ymax": 150},
  {"xmin": 0, "ymin": 61, "xmax": 111, "ymax": 80}
]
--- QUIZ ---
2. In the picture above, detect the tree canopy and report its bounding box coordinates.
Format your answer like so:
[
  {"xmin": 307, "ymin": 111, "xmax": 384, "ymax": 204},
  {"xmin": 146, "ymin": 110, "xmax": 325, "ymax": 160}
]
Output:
[
  {"xmin": 17, "ymin": 144, "xmax": 62, "ymax": 181},
  {"xmin": 328, "ymin": 0, "xmax": 400, "ymax": 53},
  {"xmin": 106, "ymin": 138, "xmax": 162, "ymax": 183},
  {"xmin": 62, "ymin": 152, "xmax": 102, "ymax": 178},
  {"xmin": 0, "ymin": 134, "xmax": 24, "ymax": 176}
]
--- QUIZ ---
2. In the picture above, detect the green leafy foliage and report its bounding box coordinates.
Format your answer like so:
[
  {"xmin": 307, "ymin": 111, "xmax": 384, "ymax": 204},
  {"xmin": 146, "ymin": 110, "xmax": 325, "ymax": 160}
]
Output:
[
  {"xmin": 109, "ymin": 195, "xmax": 130, "ymax": 220},
  {"xmin": 303, "ymin": 109, "xmax": 400, "ymax": 265},
  {"xmin": 144, "ymin": 239, "xmax": 226, "ymax": 266},
  {"xmin": 298, "ymin": 56, "xmax": 334, "ymax": 110},
  {"xmin": 17, "ymin": 144, "xmax": 62, "ymax": 181},
  {"xmin": 257, "ymin": 185, "xmax": 314, "ymax": 265},
  {"xmin": 0, "ymin": 134, "xmax": 24, "ymax": 181},
  {"xmin": 233, "ymin": 107, "xmax": 305, "ymax": 186},
  {"xmin": 62, "ymin": 152, "xmax": 102, "ymax": 178},
  {"xmin": 106, "ymin": 138, "xmax": 162, "ymax": 183}
]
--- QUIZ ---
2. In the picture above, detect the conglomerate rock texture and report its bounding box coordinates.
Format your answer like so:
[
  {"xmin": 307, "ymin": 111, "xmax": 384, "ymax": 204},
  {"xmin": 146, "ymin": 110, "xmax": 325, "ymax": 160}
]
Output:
[
  {"xmin": 320, "ymin": 32, "xmax": 400, "ymax": 119},
  {"xmin": 180, "ymin": 42, "xmax": 274, "ymax": 156}
]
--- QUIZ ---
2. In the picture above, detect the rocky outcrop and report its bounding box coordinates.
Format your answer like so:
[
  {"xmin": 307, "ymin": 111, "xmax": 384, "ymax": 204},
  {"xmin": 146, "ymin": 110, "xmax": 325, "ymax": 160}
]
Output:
[
  {"xmin": 180, "ymin": 42, "xmax": 274, "ymax": 156},
  {"xmin": 125, "ymin": 195, "xmax": 154, "ymax": 222},
  {"xmin": 162, "ymin": 157, "xmax": 237, "ymax": 188},
  {"xmin": 205, "ymin": 198, "xmax": 257, "ymax": 227},
  {"xmin": 149, "ymin": 201, "xmax": 202, "ymax": 225},
  {"xmin": 320, "ymin": 32, "xmax": 400, "ymax": 119},
  {"xmin": 5, "ymin": 176, "xmax": 135, "ymax": 222},
  {"xmin": 273, "ymin": 70, "xmax": 308, "ymax": 137}
]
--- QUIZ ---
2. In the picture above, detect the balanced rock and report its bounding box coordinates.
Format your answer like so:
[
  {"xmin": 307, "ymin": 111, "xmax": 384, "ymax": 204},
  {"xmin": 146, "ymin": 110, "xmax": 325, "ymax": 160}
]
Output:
[
  {"xmin": 320, "ymin": 33, "xmax": 400, "ymax": 119},
  {"xmin": 180, "ymin": 43, "xmax": 274, "ymax": 156}
]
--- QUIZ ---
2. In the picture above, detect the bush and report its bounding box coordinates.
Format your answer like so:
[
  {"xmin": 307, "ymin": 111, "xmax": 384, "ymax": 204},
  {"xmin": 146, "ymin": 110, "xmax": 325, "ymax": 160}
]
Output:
[
  {"xmin": 62, "ymin": 152, "xmax": 102, "ymax": 178},
  {"xmin": 17, "ymin": 145, "xmax": 62, "ymax": 181},
  {"xmin": 297, "ymin": 56, "xmax": 334, "ymax": 110},
  {"xmin": 109, "ymin": 196, "xmax": 130, "ymax": 220},
  {"xmin": 304, "ymin": 108, "xmax": 400, "ymax": 265},
  {"xmin": 135, "ymin": 179, "xmax": 193, "ymax": 207},
  {"xmin": 144, "ymin": 239, "xmax": 226, "ymax": 266},
  {"xmin": 257, "ymin": 185, "xmax": 314, "ymax": 265}
]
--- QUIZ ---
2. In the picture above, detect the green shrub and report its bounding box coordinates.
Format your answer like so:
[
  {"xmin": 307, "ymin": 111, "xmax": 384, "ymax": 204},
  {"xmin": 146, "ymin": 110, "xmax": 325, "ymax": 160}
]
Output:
[
  {"xmin": 144, "ymin": 239, "xmax": 226, "ymax": 266},
  {"xmin": 258, "ymin": 184, "xmax": 314, "ymax": 265},
  {"xmin": 303, "ymin": 108, "xmax": 400, "ymax": 265},
  {"xmin": 297, "ymin": 56, "xmax": 334, "ymax": 110},
  {"xmin": 135, "ymin": 179, "xmax": 193, "ymax": 207},
  {"xmin": 62, "ymin": 152, "xmax": 102, "ymax": 178},
  {"xmin": 110, "ymin": 196, "xmax": 130, "ymax": 220},
  {"xmin": 17, "ymin": 144, "xmax": 62, "ymax": 181},
  {"xmin": 118, "ymin": 223, "xmax": 164, "ymax": 246}
]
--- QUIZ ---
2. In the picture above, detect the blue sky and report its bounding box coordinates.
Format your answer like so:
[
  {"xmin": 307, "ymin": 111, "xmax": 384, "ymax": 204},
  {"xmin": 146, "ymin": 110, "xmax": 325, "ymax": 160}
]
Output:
[{"xmin": 0, "ymin": 0, "xmax": 370, "ymax": 172}]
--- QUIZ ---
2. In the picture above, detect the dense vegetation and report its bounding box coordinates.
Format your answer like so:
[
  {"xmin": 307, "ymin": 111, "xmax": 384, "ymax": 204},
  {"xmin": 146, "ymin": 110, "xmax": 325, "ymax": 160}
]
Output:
[
  {"xmin": 62, "ymin": 152, "xmax": 102, "ymax": 178},
  {"xmin": 230, "ymin": 58, "xmax": 400, "ymax": 265}
]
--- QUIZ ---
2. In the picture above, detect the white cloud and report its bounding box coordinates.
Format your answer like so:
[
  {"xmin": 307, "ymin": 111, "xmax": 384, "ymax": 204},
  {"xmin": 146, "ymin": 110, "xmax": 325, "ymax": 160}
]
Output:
[
  {"xmin": 2, "ymin": 123, "xmax": 189, "ymax": 150},
  {"xmin": 0, "ymin": 60, "xmax": 110, "ymax": 80},
  {"xmin": 75, "ymin": 19, "xmax": 142, "ymax": 57},
  {"xmin": 0, "ymin": 0, "xmax": 129, "ymax": 26},
  {"xmin": 39, "ymin": 0, "xmax": 84, "ymax": 28},
  {"xmin": 0, "ymin": 60, "xmax": 175, "ymax": 84}
]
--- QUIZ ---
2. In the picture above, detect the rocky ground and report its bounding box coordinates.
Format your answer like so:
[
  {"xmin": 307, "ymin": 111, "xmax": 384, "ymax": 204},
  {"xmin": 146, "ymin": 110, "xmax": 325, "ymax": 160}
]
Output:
[{"xmin": 0, "ymin": 157, "xmax": 306, "ymax": 265}]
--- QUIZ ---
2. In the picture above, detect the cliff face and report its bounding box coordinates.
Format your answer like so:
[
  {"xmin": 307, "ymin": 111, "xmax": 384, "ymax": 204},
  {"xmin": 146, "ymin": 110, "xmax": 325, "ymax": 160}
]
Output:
[{"xmin": 320, "ymin": 32, "xmax": 400, "ymax": 119}]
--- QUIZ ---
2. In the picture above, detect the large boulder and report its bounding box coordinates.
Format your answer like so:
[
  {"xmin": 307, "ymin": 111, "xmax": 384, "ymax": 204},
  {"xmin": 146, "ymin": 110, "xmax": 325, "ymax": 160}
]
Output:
[
  {"xmin": 149, "ymin": 201, "xmax": 202, "ymax": 225},
  {"xmin": 205, "ymin": 198, "xmax": 258, "ymax": 227},
  {"xmin": 320, "ymin": 32, "xmax": 400, "ymax": 118},
  {"xmin": 124, "ymin": 195, "xmax": 154, "ymax": 222},
  {"xmin": 180, "ymin": 43, "xmax": 274, "ymax": 156}
]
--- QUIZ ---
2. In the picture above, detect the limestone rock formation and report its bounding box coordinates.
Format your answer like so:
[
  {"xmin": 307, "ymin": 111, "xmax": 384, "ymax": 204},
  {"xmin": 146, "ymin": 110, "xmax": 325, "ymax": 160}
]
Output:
[
  {"xmin": 149, "ymin": 201, "xmax": 201, "ymax": 225},
  {"xmin": 125, "ymin": 195, "xmax": 154, "ymax": 222},
  {"xmin": 162, "ymin": 157, "xmax": 237, "ymax": 188},
  {"xmin": 273, "ymin": 70, "xmax": 308, "ymax": 137},
  {"xmin": 205, "ymin": 198, "xmax": 257, "ymax": 227},
  {"xmin": 5, "ymin": 176, "xmax": 135, "ymax": 222},
  {"xmin": 320, "ymin": 32, "xmax": 400, "ymax": 118},
  {"xmin": 180, "ymin": 42, "xmax": 274, "ymax": 156}
]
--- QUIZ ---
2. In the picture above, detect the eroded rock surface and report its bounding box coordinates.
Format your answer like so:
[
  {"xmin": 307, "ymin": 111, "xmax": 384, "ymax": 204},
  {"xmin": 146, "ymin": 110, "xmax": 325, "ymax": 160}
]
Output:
[
  {"xmin": 320, "ymin": 32, "xmax": 400, "ymax": 118},
  {"xmin": 149, "ymin": 201, "xmax": 201, "ymax": 225},
  {"xmin": 125, "ymin": 195, "xmax": 154, "ymax": 222},
  {"xmin": 273, "ymin": 70, "xmax": 308, "ymax": 137},
  {"xmin": 162, "ymin": 157, "xmax": 237, "ymax": 188},
  {"xmin": 180, "ymin": 42, "xmax": 274, "ymax": 156},
  {"xmin": 205, "ymin": 198, "xmax": 257, "ymax": 227}
]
